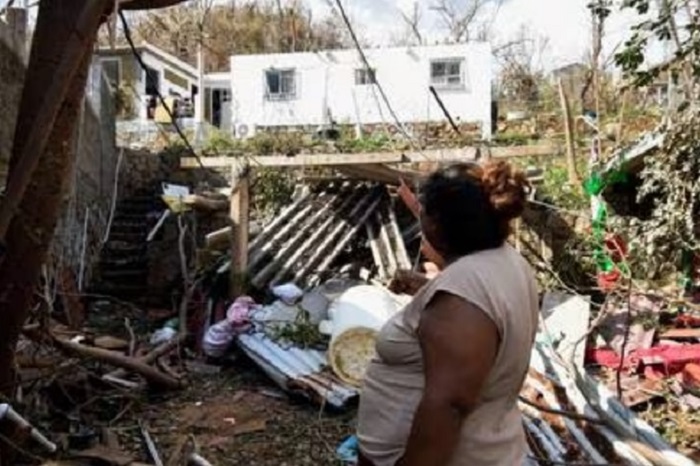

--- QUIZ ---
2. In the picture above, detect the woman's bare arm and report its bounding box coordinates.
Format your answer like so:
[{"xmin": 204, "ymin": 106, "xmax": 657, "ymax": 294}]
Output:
[{"xmin": 396, "ymin": 292, "xmax": 499, "ymax": 466}]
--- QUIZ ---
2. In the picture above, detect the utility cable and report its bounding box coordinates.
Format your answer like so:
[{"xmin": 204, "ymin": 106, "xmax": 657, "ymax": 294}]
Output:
[
  {"xmin": 118, "ymin": 9, "xmax": 262, "ymax": 174},
  {"xmin": 118, "ymin": 9, "xmax": 206, "ymax": 170},
  {"xmin": 331, "ymin": 0, "xmax": 433, "ymax": 161}
]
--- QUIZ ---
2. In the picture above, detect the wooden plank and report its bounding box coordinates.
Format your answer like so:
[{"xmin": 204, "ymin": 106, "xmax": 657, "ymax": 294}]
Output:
[
  {"xmin": 661, "ymin": 328, "xmax": 700, "ymax": 340},
  {"xmin": 488, "ymin": 144, "xmax": 562, "ymax": 158},
  {"xmin": 183, "ymin": 152, "xmax": 405, "ymax": 168},
  {"xmin": 229, "ymin": 167, "xmax": 250, "ymax": 298},
  {"xmin": 180, "ymin": 145, "xmax": 560, "ymax": 169}
]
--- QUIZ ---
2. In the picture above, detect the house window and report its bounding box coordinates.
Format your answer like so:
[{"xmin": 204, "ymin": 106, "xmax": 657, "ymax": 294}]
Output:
[
  {"xmin": 265, "ymin": 69, "xmax": 296, "ymax": 100},
  {"xmin": 355, "ymin": 68, "xmax": 377, "ymax": 85},
  {"xmin": 101, "ymin": 58, "xmax": 121, "ymax": 89},
  {"xmin": 430, "ymin": 58, "xmax": 465, "ymax": 88}
]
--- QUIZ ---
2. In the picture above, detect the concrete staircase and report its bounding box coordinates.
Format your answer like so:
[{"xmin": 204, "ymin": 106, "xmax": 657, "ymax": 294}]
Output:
[{"xmin": 93, "ymin": 191, "xmax": 157, "ymax": 303}]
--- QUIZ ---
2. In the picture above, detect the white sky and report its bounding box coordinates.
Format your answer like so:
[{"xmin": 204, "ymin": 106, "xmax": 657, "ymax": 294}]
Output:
[
  {"xmin": 2, "ymin": 0, "xmax": 666, "ymax": 72},
  {"xmin": 305, "ymin": 0, "xmax": 666, "ymax": 72}
]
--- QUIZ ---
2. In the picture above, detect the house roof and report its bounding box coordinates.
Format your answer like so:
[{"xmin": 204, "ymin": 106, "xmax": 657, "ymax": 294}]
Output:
[{"xmin": 96, "ymin": 42, "xmax": 199, "ymax": 80}]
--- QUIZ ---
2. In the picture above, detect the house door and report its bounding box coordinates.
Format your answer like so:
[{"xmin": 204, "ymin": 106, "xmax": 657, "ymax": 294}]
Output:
[{"xmin": 145, "ymin": 65, "xmax": 160, "ymax": 96}]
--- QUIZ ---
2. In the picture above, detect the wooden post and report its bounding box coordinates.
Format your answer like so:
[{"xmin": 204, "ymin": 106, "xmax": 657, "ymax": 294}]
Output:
[
  {"xmin": 558, "ymin": 78, "xmax": 580, "ymax": 185},
  {"xmin": 229, "ymin": 163, "xmax": 250, "ymax": 298}
]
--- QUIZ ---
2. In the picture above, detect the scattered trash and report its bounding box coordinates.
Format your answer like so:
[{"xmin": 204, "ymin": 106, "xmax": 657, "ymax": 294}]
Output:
[
  {"xmin": 0, "ymin": 403, "xmax": 57, "ymax": 453},
  {"xmin": 272, "ymin": 282, "xmax": 304, "ymax": 305},
  {"xmin": 150, "ymin": 318, "xmax": 180, "ymax": 346},
  {"xmin": 202, "ymin": 297, "xmax": 257, "ymax": 358},
  {"xmin": 320, "ymin": 285, "xmax": 402, "ymax": 386},
  {"xmin": 336, "ymin": 435, "xmax": 359, "ymax": 463}
]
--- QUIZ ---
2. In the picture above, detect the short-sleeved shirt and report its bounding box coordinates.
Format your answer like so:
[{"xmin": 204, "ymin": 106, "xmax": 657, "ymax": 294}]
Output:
[{"xmin": 357, "ymin": 244, "xmax": 539, "ymax": 466}]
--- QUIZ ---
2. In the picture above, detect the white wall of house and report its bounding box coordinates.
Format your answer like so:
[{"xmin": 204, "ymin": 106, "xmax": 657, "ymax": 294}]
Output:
[
  {"xmin": 229, "ymin": 43, "xmax": 493, "ymax": 139},
  {"xmin": 97, "ymin": 45, "xmax": 200, "ymax": 121}
]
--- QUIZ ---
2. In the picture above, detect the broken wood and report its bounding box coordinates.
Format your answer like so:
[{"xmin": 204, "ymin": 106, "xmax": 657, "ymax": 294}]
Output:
[
  {"xmin": 0, "ymin": 0, "xmax": 112, "ymax": 400},
  {"xmin": 105, "ymin": 335, "xmax": 184, "ymax": 380},
  {"xmin": 94, "ymin": 336, "xmax": 130, "ymax": 351},
  {"xmin": 205, "ymin": 226, "xmax": 231, "ymax": 251},
  {"xmin": 183, "ymin": 194, "xmax": 229, "ymax": 212},
  {"xmin": 53, "ymin": 337, "xmax": 181, "ymax": 389}
]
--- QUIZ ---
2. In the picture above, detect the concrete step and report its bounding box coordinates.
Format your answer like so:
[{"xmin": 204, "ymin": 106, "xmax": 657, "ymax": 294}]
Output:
[
  {"xmin": 102, "ymin": 241, "xmax": 147, "ymax": 254},
  {"xmin": 100, "ymin": 268, "xmax": 148, "ymax": 281},
  {"xmin": 99, "ymin": 257, "xmax": 148, "ymax": 270},
  {"xmin": 108, "ymin": 231, "xmax": 147, "ymax": 242},
  {"xmin": 91, "ymin": 282, "xmax": 148, "ymax": 298}
]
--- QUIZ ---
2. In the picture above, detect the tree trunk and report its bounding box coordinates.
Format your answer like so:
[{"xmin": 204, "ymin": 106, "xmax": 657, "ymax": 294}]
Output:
[{"xmin": 0, "ymin": 0, "xmax": 108, "ymax": 397}]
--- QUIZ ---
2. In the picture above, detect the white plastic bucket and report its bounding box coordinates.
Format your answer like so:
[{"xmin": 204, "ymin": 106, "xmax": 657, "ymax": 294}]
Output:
[{"xmin": 319, "ymin": 285, "xmax": 400, "ymax": 386}]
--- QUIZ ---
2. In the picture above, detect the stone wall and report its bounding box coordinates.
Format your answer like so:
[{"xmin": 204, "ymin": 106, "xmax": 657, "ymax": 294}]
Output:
[{"xmin": 0, "ymin": 16, "xmax": 118, "ymax": 290}]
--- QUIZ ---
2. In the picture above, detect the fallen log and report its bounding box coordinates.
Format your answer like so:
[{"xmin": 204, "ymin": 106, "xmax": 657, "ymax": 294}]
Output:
[
  {"xmin": 53, "ymin": 337, "xmax": 181, "ymax": 389},
  {"xmin": 105, "ymin": 334, "xmax": 184, "ymax": 381},
  {"xmin": 183, "ymin": 194, "xmax": 228, "ymax": 212}
]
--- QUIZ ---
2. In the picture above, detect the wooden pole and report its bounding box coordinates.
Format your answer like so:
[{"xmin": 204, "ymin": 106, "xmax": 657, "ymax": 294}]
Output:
[
  {"xmin": 558, "ymin": 78, "xmax": 580, "ymax": 185},
  {"xmin": 229, "ymin": 164, "xmax": 250, "ymax": 298}
]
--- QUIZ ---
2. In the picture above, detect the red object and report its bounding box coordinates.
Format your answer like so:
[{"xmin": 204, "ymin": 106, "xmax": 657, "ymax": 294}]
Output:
[
  {"xmin": 674, "ymin": 314, "xmax": 700, "ymax": 328},
  {"xmin": 586, "ymin": 348, "xmax": 635, "ymax": 369},
  {"xmin": 587, "ymin": 344, "xmax": 700, "ymax": 376},
  {"xmin": 682, "ymin": 363, "xmax": 700, "ymax": 389},
  {"xmin": 597, "ymin": 269, "xmax": 621, "ymax": 291}
]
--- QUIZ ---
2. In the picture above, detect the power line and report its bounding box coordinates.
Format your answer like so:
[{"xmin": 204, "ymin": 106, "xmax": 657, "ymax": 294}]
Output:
[
  {"xmin": 119, "ymin": 9, "xmax": 264, "ymax": 172},
  {"xmin": 330, "ymin": 0, "xmax": 432, "ymax": 160},
  {"xmin": 118, "ymin": 10, "xmax": 207, "ymax": 170}
]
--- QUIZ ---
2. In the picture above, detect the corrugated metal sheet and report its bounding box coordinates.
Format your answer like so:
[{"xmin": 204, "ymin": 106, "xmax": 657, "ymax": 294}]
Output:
[
  {"xmin": 523, "ymin": 341, "xmax": 695, "ymax": 465},
  {"xmin": 223, "ymin": 181, "xmax": 391, "ymax": 291},
  {"xmin": 237, "ymin": 332, "xmax": 358, "ymax": 409}
]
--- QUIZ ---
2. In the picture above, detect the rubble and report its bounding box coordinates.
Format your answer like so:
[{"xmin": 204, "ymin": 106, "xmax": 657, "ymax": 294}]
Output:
[{"xmin": 4, "ymin": 144, "xmax": 700, "ymax": 465}]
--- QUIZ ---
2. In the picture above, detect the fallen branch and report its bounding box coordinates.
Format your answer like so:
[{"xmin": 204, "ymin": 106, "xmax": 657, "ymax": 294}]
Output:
[
  {"xmin": 53, "ymin": 337, "xmax": 181, "ymax": 389},
  {"xmin": 105, "ymin": 334, "xmax": 185, "ymax": 380}
]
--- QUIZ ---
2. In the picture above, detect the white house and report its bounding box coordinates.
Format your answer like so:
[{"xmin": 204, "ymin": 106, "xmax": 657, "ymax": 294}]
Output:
[
  {"xmin": 95, "ymin": 43, "xmax": 231, "ymax": 127},
  {"xmin": 229, "ymin": 43, "xmax": 493, "ymax": 140}
]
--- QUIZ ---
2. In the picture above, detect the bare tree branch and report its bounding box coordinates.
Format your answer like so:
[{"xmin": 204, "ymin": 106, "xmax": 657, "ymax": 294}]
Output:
[{"xmin": 430, "ymin": 0, "xmax": 502, "ymax": 43}]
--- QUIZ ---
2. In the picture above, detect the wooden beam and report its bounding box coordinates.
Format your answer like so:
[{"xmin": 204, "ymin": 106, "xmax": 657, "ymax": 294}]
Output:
[
  {"xmin": 229, "ymin": 166, "xmax": 250, "ymax": 298},
  {"xmin": 180, "ymin": 145, "xmax": 560, "ymax": 169}
]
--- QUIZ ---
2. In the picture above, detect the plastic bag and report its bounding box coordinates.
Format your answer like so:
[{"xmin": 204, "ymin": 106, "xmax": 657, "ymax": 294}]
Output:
[
  {"xmin": 150, "ymin": 318, "xmax": 179, "ymax": 346},
  {"xmin": 271, "ymin": 283, "xmax": 304, "ymax": 305},
  {"xmin": 202, "ymin": 297, "xmax": 256, "ymax": 358}
]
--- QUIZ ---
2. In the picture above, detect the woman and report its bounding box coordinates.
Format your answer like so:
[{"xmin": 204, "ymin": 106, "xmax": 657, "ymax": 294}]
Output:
[{"xmin": 357, "ymin": 161, "xmax": 539, "ymax": 466}]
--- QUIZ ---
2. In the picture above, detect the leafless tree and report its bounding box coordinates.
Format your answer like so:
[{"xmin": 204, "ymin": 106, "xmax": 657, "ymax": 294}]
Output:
[
  {"xmin": 398, "ymin": 1, "xmax": 423, "ymax": 45},
  {"xmin": 495, "ymin": 26, "xmax": 550, "ymax": 109},
  {"xmin": 430, "ymin": 0, "xmax": 502, "ymax": 43}
]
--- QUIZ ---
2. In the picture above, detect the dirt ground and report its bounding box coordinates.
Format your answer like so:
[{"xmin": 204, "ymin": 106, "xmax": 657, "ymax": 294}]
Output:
[{"xmin": 112, "ymin": 358, "xmax": 356, "ymax": 465}]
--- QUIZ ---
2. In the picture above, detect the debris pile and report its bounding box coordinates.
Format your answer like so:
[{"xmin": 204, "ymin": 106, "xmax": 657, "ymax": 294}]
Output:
[{"xmin": 4, "ymin": 146, "xmax": 700, "ymax": 464}]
